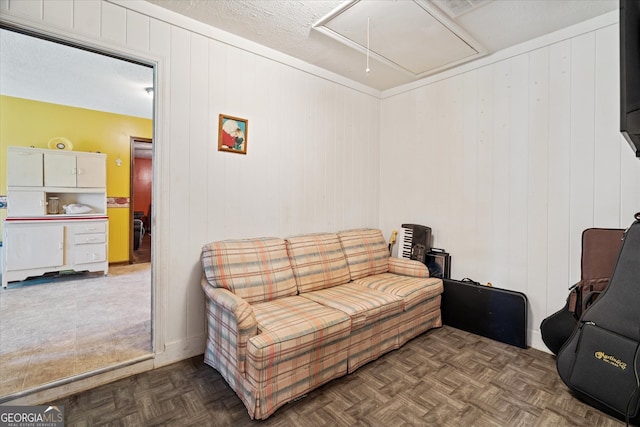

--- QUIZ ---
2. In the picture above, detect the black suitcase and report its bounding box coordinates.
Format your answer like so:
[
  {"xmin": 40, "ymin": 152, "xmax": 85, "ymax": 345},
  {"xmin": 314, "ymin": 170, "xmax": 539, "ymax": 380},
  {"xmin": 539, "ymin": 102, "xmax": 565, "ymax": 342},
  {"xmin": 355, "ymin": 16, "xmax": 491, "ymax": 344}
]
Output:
[
  {"xmin": 556, "ymin": 214, "xmax": 640, "ymax": 424},
  {"xmin": 442, "ymin": 278, "xmax": 528, "ymax": 348}
]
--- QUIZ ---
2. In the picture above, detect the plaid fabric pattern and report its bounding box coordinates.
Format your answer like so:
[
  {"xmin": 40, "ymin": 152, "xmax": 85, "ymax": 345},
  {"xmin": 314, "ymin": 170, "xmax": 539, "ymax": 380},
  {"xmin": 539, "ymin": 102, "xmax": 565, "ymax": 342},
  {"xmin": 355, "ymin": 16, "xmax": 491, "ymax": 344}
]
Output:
[
  {"xmin": 202, "ymin": 282, "xmax": 257, "ymax": 375},
  {"xmin": 248, "ymin": 296, "xmax": 351, "ymax": 419},
  {"xmin": 347, "ymin": 314, "xmax": 401, "ymax": 372},
  {"xmin": 337, "ymin": 228, "xmax": 390, "ymax": 280},
  {"xmin": 354, "ymin": 273, "xmax": 443, "ymax": 310},
  {"xmin": 388, "ymin": 257, "xmax": 430, "ymax": 278},
  {"xmin": 201, "ymin": 237, "xmax": 297, "ymax": 304},
  {"xmin": 301, "ymin": 283, "xmax": 403, "ymax": 330},
  {"xmin": 200, "ymin": 230, "xmax": 445, "ymax": 420},
  {"xmin": 398, "ymin": 296, "xmax": 442, "ymax": 345},
  {"xmin": 301, "ymin": 284, "xmax": 403, "ymax": 373},
  {"xmin": 285, "ymin": 233, "xmax": 351, "ymax": 293},
  {"xmin": 201, "ymin": 282, "xmax": 260, "ymax": 416}
]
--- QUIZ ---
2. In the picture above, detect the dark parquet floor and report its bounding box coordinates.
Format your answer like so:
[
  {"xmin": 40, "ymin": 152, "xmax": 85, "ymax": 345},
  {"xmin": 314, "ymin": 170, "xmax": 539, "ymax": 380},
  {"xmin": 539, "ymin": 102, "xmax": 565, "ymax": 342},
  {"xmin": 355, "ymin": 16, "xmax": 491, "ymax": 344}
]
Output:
[
  {"xmin": 51, "ymin": 326, "xmax": 626, "ymax": 426},
  {"xmin": 133, "ymin": 233, "xmax": 151, "ymax": 264}
]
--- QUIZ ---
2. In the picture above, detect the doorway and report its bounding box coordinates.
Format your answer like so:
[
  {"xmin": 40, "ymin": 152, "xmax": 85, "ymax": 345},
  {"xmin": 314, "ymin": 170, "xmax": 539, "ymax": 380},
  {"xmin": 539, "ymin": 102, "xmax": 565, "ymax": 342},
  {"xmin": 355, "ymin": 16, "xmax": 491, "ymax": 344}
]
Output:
[
  {"xmin": 131, "ymin": 137, "xmax": 152, "ymax": 264},
  {"xmin": 0, "ymin": 28, "xmax": 154, "ymax": 400}
]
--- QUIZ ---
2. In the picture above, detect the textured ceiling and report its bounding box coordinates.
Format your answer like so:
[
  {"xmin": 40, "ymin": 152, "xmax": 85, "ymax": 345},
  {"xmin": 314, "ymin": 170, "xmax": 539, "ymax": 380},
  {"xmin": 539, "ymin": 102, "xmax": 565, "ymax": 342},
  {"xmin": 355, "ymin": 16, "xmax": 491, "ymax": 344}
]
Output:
[
  {"xmin": 147, "ymin": 0, "xmax": 618, "ymax": 90},
  {"xmin": 0, "ymin": 0, "xmax": 618, "ymax": 124},
  {"xmin": 0, "ymin": 28, "xmax": 154, "ymax": 119},
  {"xmin": 314, "ymin": 0, "xmax": 487, "ymax": 77}
]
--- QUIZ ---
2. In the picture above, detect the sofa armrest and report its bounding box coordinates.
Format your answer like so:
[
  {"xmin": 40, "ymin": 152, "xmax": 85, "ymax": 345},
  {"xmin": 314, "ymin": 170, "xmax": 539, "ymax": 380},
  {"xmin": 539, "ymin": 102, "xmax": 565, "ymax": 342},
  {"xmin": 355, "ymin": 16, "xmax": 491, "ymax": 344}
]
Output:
[
  {"xmin": 388, "ymin": 257, "xmax": 430, "ymax": 278},
  {"xmin": 202, "ymin": 279, "xmax": 258, "ymax": 375}
]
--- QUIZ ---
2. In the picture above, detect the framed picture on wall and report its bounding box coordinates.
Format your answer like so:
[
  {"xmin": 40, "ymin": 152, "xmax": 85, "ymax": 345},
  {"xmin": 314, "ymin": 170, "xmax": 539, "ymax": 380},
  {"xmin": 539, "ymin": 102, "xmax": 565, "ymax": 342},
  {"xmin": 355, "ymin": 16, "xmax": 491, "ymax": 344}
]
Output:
[{"xmin": 218, "ymin": 114, "xmax": 248, "ymax": 155}]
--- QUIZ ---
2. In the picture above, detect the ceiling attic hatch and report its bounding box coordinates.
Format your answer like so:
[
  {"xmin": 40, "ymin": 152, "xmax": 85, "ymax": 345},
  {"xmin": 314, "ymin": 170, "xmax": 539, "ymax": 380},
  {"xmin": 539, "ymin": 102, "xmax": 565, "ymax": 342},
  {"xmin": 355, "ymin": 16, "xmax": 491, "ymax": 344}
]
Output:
[{"xmin": 313, "ymin": 0, "xmax": 489, "ymax": 78}]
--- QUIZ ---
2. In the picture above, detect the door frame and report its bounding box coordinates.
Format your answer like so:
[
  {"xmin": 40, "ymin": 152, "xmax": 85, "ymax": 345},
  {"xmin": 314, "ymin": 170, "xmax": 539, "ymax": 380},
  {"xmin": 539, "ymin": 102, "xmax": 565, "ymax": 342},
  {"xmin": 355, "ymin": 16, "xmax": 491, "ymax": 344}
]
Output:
[{"xmin": 0, "ymin": 20, "xmax": 161, "ymax": 403}]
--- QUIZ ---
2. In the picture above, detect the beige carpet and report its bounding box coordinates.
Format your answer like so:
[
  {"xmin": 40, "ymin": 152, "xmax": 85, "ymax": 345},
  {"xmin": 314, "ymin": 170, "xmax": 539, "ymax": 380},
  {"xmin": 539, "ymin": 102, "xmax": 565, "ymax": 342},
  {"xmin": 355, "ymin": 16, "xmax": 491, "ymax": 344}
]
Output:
[{"xmin": 0, "ymin": 263, "xmax": 152, "ymax": 398}]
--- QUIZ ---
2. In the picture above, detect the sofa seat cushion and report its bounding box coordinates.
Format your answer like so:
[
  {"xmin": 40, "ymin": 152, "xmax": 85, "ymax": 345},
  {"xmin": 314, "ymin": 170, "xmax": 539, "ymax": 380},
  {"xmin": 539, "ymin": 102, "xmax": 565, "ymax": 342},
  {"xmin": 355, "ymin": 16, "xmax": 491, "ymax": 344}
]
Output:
[
  {"xmin": 353, "ymin": 273, "xmax": 443, "ymax": 310},
  {"xmin": 301, "ymin": 283, "xmax": 404, "ymax": 330},
  {"xmin": 337, "ymin": 228, "xmax": 390, "ymax": 280},
  {"xmin": 285, "ymin": 233, "xmax": 351, "ymax": 293},
  {"xmin": 201, "ymin": 237, "xmax": 297, "ymax": 304},
  {"xmin": 248, "ymin": 296, "xmax": 351, "ymax": 374}
]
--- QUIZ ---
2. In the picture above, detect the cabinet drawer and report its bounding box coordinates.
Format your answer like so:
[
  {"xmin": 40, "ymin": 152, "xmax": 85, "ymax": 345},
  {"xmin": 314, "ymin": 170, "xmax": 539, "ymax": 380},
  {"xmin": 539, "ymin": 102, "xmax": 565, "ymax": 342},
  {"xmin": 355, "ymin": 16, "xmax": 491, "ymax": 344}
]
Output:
[
  {"xmin": 74, "ymin": 233, "xmax": 106, "ymax": 245},
  {"xmin": 71, "ymin": 222, "xmax": 107, "ymax": 234},
  {"xmin": 74, "ymin": 244, "xmax": 106, "ymax": 265}
]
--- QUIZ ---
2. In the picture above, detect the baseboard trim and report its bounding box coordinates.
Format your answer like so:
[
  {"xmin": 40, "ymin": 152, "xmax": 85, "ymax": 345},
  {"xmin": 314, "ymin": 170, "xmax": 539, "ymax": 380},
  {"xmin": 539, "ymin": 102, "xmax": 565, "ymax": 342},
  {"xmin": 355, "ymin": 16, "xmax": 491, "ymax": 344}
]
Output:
[
  {"xmin": 530, "ymin": 329, "xmax": 550, "ymax": 354},
  {"xmin": 154, "ymin": 334, "xmax": 206, "ymax": 368}
]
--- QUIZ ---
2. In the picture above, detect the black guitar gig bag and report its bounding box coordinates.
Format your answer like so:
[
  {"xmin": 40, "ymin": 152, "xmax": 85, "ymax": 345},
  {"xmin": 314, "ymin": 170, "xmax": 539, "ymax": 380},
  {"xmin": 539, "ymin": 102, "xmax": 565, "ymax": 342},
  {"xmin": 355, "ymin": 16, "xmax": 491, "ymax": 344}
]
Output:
[
  {"xmin": 541, "ymin": 228, "xmax": 624, "ymax": 355},
  {"xmin": 556, "ymin": 214, "xmax": 640, "ymax": 424}
]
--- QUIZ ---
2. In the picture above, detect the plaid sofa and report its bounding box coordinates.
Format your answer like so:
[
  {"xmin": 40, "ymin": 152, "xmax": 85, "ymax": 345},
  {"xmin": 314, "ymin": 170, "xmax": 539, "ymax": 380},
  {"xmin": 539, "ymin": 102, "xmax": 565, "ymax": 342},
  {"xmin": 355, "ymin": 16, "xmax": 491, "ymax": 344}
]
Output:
[{"xmin": 201, "ymin": 228, "xmax": 443, "ymax": 419}]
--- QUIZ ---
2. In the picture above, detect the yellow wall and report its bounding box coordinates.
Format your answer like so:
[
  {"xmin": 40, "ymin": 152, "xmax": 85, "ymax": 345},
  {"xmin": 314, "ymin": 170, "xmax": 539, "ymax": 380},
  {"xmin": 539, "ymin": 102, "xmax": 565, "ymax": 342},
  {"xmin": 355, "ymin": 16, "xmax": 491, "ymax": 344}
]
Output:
[{"xmin": 0, "ymin": 95, "xmax": 152, "ymax": 262}]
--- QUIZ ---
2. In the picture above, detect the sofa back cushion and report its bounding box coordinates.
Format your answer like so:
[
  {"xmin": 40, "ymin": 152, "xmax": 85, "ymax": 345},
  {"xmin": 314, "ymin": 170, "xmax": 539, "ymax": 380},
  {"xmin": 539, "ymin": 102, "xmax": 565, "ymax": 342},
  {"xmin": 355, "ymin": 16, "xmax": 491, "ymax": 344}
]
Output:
[
  {"xmin": 201, "ymin": 237, "xmax": 297, "ymax": 304},
  {"xmin": 285, "ymin": 233, "xmax": 351, "ymax": 293},
  {"xmin": 337, "ymin": 228, "xmax": 389, "ymax": 280}
]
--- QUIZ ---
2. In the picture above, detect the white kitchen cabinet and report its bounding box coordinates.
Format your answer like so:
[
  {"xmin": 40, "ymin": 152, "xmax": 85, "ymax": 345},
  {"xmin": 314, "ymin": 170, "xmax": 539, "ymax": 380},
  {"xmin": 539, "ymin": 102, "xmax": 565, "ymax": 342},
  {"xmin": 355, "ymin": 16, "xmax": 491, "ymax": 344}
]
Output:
[
  {"xmin": 43, "ymin": 152, "xmax": 76, "ymax": 187},
  {"xmin": 74, "ymin": 244, "xmax": 107, "ymax": 265},
  {"xmin": 76, "ymin": 155, "xmax": 107, "ymax": 187},
  {"xmin": 7, "ymin": 148, "xmax": 43, "ymax": 186},
  {"xmin": 4, "ymin": 224, "xmax": 64, "ymax": 271},
  {"xmin": 70, "ymin": 220, "xmax": 108, "ymax": 267},
  {"xmin": 7, "ymin": 147, "xmax": 106, "ymax": 188},
  {"xmin": 7, "ymin": 147, "xmax": 107, "ymax": 217},
  {"xmin": 3, "ymin": 146, "xmax": 109, "ymax": 287},
  {"xmin": 7, "ymin": 190, "xmax": 46, "ymax": 216},
  {"xmin": 44, "ymin": 151, "xmax": 106, "ymax": 188},
  {"xmin": 7, "ymin": 189, "xmax": 106, "ymax": 217},
  {"xmin": 2, "ymin": 219, "xmax": 109, "ymax": 287}
]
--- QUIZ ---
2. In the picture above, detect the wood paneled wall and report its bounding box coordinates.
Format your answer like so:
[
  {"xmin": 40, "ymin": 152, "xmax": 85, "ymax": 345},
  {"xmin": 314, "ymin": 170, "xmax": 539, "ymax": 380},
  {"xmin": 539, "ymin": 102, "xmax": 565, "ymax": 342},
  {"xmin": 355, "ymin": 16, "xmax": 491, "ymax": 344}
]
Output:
[
  {"xmin": 379, "ymin": 20, "xmax": 640, "ymax": 350},
  {"xmin": 0, "ymin": 0, "xmax": 380, "ymax": 364},
  {"xmin": 2, "ymin": 1, "xmax": 637, "ymax": 361}
]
